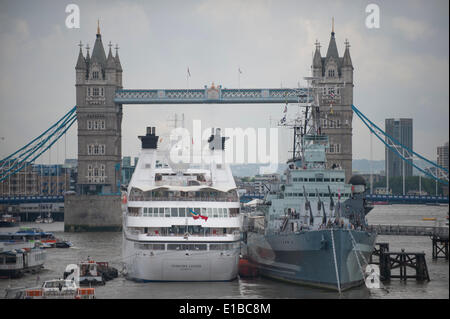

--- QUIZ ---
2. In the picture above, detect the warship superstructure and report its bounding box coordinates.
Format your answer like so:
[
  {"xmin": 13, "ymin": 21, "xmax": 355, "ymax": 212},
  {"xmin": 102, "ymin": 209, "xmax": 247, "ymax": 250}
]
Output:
[{"xmin": 245, "ymin": 78, "xmax": 376, "ymax": 291}]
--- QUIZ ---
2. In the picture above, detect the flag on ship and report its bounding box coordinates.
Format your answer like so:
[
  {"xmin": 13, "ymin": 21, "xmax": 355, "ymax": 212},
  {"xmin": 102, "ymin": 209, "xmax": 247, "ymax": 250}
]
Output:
[
  {"xmin": 187, "ymin": 67, "xmax": 191, "ymax": 77},
  {"xmin": 189, "ymin": 209, "xmax": 208, "ymax": 221}
]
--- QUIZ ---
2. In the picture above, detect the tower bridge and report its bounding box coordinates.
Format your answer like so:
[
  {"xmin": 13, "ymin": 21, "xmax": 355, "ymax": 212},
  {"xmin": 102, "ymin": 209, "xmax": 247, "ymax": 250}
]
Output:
[{"xmin": 1, "ymin": 23, "xmax": 447, "ymax": 231}]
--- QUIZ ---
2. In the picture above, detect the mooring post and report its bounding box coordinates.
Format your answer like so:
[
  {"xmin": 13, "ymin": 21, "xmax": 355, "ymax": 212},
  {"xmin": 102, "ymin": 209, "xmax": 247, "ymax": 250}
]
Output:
[
  {"xmin": 415, "ymin": 253, "xmax": 429, "ymax": 281},
  {"xmin": 379, "ymin": 252, "xmax": 391, "ymax": 281},
  {"xmin": 400, "ymin": 250, "xmax": 406, "ymax": 281}
]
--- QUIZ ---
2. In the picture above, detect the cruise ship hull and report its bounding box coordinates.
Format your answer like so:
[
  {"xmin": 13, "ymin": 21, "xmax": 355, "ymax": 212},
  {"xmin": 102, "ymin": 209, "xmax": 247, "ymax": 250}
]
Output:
[
  {"xmin": 247, "ymin": 229, "xmax": 376, "ymax": 291},
  {"xmin": 123, "ymin": 236, "xmax": 239, "ymax": 282}
]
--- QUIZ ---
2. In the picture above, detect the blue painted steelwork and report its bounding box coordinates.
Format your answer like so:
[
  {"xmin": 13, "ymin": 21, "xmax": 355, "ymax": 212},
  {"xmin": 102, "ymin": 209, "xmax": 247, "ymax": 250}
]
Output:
[
  {"xmin": 114, "ymin": 87, "xmax": 313, "ymax": 104},
  {"xmin": 352, "ymin": 104, "xmax": 449, "ymax": 185},
  {"xmin": 240, "ymin": 192, "xmax": 448, "ymax": 204},
  {"xmin": 0, "ymin": 107, "xmax": 77, "ymax": 183},
  {"xmin": 367, "ymin": 194, "xmax": 449, "ymax": 204},
  {"xmin": 0, "ymin": 195, "xmax": 64, "ymax": 204}
]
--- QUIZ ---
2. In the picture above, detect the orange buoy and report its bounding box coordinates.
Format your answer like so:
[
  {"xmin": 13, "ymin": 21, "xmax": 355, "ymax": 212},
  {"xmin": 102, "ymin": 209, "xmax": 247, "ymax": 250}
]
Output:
[{"xmin": 238, "ymin": 258, "xmax": 259, "ymax": 278}]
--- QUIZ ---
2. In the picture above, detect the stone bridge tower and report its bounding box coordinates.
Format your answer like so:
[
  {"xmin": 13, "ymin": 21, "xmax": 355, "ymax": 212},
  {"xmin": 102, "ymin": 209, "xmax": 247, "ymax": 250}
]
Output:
[
  {"xmin": 75, "ymin": 23, "xmax": 123, "ymax": 194},
  {"xmin": 65, "ymin": 23, "xmax": 123, "ymax": 232},
  {"xmin": 312, "ymin": 23, "xmax": 354, "ymax": 182}
]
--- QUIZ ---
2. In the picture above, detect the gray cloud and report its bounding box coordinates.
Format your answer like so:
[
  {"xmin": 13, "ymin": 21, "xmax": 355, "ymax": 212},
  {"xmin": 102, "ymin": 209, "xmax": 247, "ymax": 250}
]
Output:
[{"xmin": 0, "ymin": 0, "xmax": 448, "ymax": 165}]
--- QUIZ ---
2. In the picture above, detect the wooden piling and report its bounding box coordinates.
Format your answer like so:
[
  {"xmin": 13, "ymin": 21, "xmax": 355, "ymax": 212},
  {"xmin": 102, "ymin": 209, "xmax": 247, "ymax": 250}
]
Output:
[
  {"xmin": 370, "ymin": 242, "xmax": 390, "ymax": 264},
  {"xmin": 378, "ymin": 250, "xmax": 430, "ymax": 282},
  {"xmin": 432, "ymin": 235, "xmax": 449, "ymax": 260}
]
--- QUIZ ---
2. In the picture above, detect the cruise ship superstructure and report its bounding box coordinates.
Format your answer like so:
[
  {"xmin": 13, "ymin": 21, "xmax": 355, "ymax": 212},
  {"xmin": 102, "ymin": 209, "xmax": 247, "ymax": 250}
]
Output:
[{"xmin": 122, "ymin": 127, "xmax": 241, "ymax": 281}]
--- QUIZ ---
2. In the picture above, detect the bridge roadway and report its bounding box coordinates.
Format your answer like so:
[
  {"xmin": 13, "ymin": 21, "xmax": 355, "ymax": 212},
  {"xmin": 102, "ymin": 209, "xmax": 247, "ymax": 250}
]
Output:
[
  {"xmin": 0, "ymin": 193, "xmax": 448, "ymax": 205},
  {"xmin": 0, "ymin": 193, "xmax": 449, "ymax": 205},
  {"xmin": 239, "ymin": 193, "xmax": 449, "ymax": 204}
]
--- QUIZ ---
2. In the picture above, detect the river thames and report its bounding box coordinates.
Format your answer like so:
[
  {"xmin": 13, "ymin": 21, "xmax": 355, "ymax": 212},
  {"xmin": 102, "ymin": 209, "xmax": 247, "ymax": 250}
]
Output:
[{"xmin": 1, "ymin": 204, "xmax": 448, "ymax": 299}]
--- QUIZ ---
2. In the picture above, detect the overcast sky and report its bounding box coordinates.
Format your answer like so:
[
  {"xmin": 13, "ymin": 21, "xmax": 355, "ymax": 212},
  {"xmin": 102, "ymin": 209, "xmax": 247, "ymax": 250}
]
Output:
[{"xmin": 0, "ymin": 0, "xmax": 448, "ymax": 166}]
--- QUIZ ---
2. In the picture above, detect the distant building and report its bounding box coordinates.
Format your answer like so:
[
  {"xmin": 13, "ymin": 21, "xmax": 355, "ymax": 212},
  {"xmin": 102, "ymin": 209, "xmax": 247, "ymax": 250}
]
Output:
[
  {"xmin": 374, "ymin": 187, "xmax": 391, "ymax": 195},
  {"xmin": 253, "ymin": 174, "xmax": 281, "ymax": 193},
  {"xmin": 437, "ymin": 142, "xmax": 449, "ymax": 196},
  {"xmin": 0, "ymin": 159, "xmax": 74, "ymax": 196},
  {"xmin": 385, "ymin": 118, "xmax": 413, "ymax": 178},
  {"xmin": 437, "ymin": 142, "xmax": 449, "ymax": 176},
  {"xmin": 121, "ymin": 156, "xmax": 136, "ymax": 186}
]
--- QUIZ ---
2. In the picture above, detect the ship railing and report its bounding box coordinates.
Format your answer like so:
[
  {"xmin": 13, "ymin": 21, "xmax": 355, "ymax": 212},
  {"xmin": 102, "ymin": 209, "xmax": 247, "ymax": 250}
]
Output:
[
  {"xmin": 128, "ymin": 232, "xmax": 240, "ymax": 238},
  {"xmin": 145, "ymin": 233, "xmax": 240, "ymax": 237},
  {"xmin": 127, "ymin": 212, "xmax": 240, "ymax": 218},
  {"xmin": 154, "ymin": 180, "xmax": 212, "ymax": 187},
  {"xmin": 128, "ymin": 195, "xmax": 238, "ymax": 202}
]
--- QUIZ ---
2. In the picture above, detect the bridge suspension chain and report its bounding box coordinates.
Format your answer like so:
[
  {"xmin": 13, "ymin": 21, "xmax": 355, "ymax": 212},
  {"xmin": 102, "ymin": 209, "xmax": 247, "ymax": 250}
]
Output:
[
  {"xmin": 0, "ymin": 106, "xmax": 77, "ymax": 183},
  {"xmin": 352, "ymin": 105, "xmax": 448, "ymax": 185}
]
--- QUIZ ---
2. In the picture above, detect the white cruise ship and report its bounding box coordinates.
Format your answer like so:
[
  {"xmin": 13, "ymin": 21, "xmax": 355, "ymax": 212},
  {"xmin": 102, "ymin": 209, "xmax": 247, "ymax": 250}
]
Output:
[{"xmin": 122, "ymin": 127, "xmax": 242, "ymax": 282}]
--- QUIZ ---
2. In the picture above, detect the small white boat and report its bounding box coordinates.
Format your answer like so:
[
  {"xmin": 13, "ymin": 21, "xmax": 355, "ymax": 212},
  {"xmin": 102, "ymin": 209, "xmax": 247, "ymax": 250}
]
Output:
[
  {"xmin": 20, "ymin": 279, "xmax": 95, "ymax": 299},
  {"xmin": 43, "ymin": 213, "xmax": 54, "ymax": 224},
  {"xmin": 35, "ymin": 215, "xmax": 43, "ymax": 224}
]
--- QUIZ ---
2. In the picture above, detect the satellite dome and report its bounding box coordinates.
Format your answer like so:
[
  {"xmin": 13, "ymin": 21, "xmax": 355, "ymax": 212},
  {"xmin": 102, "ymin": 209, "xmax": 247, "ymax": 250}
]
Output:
[{"xmin": 349, "ymin": 174, "xmax": 366, "ymax": 186}]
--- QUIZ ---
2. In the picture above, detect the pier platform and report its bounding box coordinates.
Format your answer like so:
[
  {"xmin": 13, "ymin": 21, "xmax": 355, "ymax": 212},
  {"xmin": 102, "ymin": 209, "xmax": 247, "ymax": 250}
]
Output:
[{"xmin": 368, "ymin": 224, "xmax": 449, "ymax": 238}]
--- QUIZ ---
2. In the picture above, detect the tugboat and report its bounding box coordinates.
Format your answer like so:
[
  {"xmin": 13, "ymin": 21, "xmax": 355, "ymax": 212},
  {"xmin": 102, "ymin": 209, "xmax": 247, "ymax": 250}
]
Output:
[
  {"xmin": 244, "ymin": 78, "xmax": 376, "ymax": 292},
  {"xmin": 63, "ymin": 258, "xmax": 118, "ymax": 285}
]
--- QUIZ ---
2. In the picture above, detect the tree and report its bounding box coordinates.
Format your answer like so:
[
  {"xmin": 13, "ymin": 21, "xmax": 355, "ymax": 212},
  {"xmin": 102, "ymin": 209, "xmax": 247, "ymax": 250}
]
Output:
[{"xmin": 372, "ymin": 176, "xmax": 445, "ymax": 196}]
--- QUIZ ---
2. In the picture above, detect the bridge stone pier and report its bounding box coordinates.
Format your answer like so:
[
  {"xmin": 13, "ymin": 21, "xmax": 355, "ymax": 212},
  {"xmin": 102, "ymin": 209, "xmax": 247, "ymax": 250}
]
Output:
[{"xmin": 65, "ymin": 24, "xmax": 354, "ymax": 232}]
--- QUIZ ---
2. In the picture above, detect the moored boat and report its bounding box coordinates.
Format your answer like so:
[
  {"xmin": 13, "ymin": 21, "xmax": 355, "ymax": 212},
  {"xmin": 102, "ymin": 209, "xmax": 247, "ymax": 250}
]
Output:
[
  {"xmin": 122, "ymin": 127, "xmax": 242, "ymax": 282},
  {"xmin": 9, "ymin": 279, "xmax": 96, "ymax": 299},
  {"xmin": 244, "ymin": 78, "xmax": 376, "ymax": 292},
  {"xmin": 0, "ymin": 214, "xmax": 19, "ymax": 227},
  {"xmin": 0, "ymin": 244, "xmax": 45, "ymax": 279}
]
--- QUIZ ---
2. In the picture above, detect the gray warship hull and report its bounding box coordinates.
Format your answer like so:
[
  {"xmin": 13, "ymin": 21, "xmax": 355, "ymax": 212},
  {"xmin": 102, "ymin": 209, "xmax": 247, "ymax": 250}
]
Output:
[{"xmin": 247, "ymin": 228, "xmax": 376, "ymax": 291}]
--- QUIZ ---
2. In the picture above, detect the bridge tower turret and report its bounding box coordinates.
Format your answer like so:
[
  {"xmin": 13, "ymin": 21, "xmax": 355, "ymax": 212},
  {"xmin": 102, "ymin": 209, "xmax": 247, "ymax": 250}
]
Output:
[
  {"xmin": 74, "ymin": 23, "xmax": 123, "ymax": 195},
  {"xmin": 312, "ymin": 21, "xmax": 354, "ymax": 182}
]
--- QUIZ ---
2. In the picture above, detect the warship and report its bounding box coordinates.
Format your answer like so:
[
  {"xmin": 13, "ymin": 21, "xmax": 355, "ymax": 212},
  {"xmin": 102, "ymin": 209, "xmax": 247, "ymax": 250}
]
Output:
[{"xmin": 244, "ymin": 78, "xmax": 376, "ymax": 291}]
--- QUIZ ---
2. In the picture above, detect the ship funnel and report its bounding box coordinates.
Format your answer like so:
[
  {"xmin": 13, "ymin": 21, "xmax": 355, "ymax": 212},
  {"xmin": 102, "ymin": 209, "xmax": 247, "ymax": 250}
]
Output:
[{"xmin": 139, "ymin": 126, "xmax": 159, "ymax": 149}]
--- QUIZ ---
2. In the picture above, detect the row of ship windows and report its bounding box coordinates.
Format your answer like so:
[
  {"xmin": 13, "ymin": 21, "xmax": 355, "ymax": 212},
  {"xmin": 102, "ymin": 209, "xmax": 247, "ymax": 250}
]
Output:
[
  {"xmin": 284, "ymin": 192, "xmax": 350, "ymax": 198},
  {"xmin": 292, "ymin": 177, "xmax": 345, "ymax": 182},
  {"xmin": 135, "ymin": 207, "xmax": 237, "ymax": 218},
  {"xmin": 134, "ymin": 242, "xmax": 240, "ymax": 251}
]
